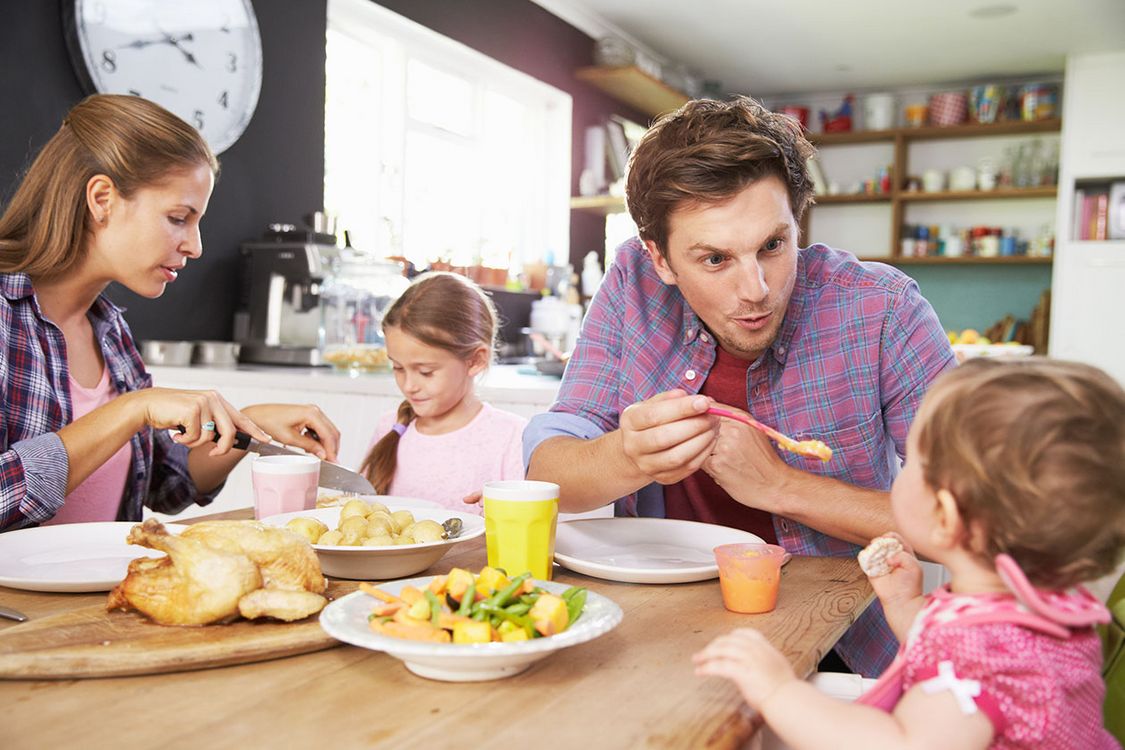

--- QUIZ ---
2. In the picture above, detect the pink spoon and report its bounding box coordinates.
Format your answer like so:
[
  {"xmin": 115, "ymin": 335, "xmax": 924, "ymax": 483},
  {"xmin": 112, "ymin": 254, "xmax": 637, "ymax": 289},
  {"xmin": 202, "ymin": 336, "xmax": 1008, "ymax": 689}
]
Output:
[{"xmin": 707, "ymin": 406, "xmax": 833, "ymax": 462}]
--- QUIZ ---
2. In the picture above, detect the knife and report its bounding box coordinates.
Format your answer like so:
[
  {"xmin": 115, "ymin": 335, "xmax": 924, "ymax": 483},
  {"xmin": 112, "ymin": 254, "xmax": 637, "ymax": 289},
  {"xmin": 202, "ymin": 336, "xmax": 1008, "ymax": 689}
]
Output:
[
  {"xmin": 229, "ymin": 431, "xmax": 376, "ymax": 495},
  {"xmin": 0, "ymin": 605, "xmax": 28, "ymax": 623}
]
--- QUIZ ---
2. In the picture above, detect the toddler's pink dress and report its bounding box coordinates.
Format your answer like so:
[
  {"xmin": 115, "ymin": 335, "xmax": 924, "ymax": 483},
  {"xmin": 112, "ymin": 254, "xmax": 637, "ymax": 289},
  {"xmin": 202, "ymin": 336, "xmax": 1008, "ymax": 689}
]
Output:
[{"xmin": 857, "ymin": 556, "xmax": 1118, "ymax": 749}]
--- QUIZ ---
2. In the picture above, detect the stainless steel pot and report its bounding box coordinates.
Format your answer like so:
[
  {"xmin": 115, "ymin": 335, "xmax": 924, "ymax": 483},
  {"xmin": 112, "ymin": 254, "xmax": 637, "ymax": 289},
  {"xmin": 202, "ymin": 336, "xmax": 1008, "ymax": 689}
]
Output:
[
  {"xmin": 191, "ymin": 340, "xmax": 240, "ymax": 366},
  {"xmin": 140, "ymin": 340, "xmax": 193, "ymax": 367}
]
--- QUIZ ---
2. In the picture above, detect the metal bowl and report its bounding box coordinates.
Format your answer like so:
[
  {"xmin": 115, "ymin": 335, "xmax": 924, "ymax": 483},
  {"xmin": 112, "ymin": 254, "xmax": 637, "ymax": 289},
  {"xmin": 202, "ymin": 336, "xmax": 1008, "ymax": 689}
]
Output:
[
  {"xmin": 140, "ymin": 340, "xmax": 193, "ymax": 367},
  {"xmin": 191, "ymin": 340, "xmax": 240, "ymax": 366}
]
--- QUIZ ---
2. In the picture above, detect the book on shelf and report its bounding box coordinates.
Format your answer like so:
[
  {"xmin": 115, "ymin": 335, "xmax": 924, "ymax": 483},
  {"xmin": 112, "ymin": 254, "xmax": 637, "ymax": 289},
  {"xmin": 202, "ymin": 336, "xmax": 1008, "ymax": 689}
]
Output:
[
  {"xmin": 1073, "ymin": 186, "xmax": 1112, "ymax": 240},
  {"xmin": 605, "ymin": 119, "xmax": 630, "ymax": 181},
  {"xmin": 807, "ymin": 157, "xmax": 828, "ymax": 196}
]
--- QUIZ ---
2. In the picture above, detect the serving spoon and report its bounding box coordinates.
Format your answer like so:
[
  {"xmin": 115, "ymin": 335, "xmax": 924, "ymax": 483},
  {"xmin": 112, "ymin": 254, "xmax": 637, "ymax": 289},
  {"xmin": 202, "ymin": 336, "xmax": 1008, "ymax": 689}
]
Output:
[{"xmin": 707, "ymin": 406, "xmax": 833, "ymax": 462}]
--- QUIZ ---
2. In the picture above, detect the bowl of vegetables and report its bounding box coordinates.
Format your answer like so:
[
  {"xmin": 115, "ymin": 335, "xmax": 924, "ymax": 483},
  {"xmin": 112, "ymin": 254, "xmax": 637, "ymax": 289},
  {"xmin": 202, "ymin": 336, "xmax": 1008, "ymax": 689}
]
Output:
[{"xmin": 318, "ymin": 566, "xmax": 624, "ymax": 681}]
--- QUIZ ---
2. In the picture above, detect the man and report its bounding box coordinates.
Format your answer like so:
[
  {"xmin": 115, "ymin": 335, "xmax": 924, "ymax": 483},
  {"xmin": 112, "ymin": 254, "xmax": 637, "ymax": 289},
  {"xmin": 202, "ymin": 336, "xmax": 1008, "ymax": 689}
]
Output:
[{"xmin": 524, "ymin": 96, "xmax": 955, "ymax": 676}]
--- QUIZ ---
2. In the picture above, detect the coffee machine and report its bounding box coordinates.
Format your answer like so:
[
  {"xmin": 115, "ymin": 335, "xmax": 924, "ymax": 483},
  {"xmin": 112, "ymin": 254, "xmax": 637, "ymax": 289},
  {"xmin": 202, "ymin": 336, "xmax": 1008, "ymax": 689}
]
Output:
[{"xmin": 235, "ymin": 225, "xmax": 340, "ymax": 366}]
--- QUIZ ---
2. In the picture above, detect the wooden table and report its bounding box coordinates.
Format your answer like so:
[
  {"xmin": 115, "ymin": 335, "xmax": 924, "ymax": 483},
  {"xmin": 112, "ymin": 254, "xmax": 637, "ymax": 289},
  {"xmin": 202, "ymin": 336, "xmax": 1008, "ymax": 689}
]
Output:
[{"xmin": 0, "ymin": 514, "xmax": 873, "ymax": 750}]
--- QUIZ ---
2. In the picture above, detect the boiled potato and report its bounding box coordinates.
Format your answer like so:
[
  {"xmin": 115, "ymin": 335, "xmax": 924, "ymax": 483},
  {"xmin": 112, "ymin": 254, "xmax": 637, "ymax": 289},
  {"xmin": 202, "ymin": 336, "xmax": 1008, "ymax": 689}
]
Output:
[
  {"xmin": 339, "ymin": 499, "xmax": 372, "ymax": 521},
  {"xmin": 366, "ymin": 515, "xmax": 395, "ymax": 538},
  {"xmin": 367, "ymin": 500, "xmax": 389, "ymax": 516},
  {"xmin": 318, "ymin": 529, "xmax": 345, "ymax": 546},
  {"xmin": 392, "ymin": 535, "xmax": 415, "ymax": 545},
  {"xmin": 410, "ymin": 519, "xmax": 445, "ymax": 543},
  {"xmin": 286, "ymin": 517, "xmax": 329, "ymax": 545},
  {"xmin": 339, "ymin": 514, "xmax": 369, "ymax": 537},
  {"xmin": 361, "ymin": 533, "xmax": 394, "ymax": 547},
  {"xmin": 391, "ymin": 510, "xmax": 415, "ymax": 534}
]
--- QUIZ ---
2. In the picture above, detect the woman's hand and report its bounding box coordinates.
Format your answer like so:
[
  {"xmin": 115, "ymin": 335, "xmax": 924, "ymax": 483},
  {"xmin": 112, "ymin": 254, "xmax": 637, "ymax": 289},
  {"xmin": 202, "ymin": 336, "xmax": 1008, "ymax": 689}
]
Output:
[
  {"xmin": 693, "ymin": 628, "xmax": 797, "ymax": 709},
  {"xmin": 242, "ymin": 403, "xmax": 341, "ymax": 462},
  {"xmin": 131, "ymin": 387, "xmax": 272, "ymax": 456}
]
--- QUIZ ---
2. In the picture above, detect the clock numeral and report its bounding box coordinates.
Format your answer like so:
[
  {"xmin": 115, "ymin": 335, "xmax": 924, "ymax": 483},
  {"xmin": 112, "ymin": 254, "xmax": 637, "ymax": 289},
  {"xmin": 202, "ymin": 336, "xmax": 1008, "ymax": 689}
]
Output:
[
  {"xmin": 227, "ymin": 53, "xmax": 238, "ymax": 73},
  {"xmin": 128, "ymin": 89, "xmax": 142, "ymax": 97},
  {"xmin": 100, "ymin": 50, "xmax": 117, "ymax": 73},
  {"xmin": 193, "ymin": 110, "xmax": 205, "ymax": 129},
  {"xmin": 218, "ymin": 91, "xmax": 229, "ymax": 110}
]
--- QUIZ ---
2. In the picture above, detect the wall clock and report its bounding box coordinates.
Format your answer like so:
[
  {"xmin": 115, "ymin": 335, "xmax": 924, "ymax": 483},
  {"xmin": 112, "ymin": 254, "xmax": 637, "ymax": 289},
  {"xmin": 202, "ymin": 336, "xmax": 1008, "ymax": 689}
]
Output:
[{"xmin": 63, "ymin": 0, "xmax": 263, "ymax": 155}]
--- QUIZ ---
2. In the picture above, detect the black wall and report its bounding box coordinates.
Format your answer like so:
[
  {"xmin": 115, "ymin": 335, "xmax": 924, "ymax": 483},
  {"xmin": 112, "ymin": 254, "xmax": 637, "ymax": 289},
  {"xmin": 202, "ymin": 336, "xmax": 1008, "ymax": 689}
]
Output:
[
  {"xmin": 1, "ymin": 1, "xmax": 638, "ymax": 342},
  {"xmin": 0, "ymin": 0, "xmax": 327, "ymax": 343}
]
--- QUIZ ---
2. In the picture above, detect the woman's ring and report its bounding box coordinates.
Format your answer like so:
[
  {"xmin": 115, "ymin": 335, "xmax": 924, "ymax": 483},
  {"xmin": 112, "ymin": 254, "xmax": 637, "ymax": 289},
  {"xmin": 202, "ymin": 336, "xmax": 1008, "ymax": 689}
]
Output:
[{"xmin": 202, "ymin": 420, "xmax": 216, "ymax": 432}]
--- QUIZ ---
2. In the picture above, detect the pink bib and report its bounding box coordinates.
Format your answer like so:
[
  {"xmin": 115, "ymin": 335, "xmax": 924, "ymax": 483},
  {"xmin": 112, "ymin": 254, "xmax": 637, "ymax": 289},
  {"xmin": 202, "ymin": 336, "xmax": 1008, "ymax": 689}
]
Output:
[{"xmin": 42, "ymin": 368, "xmax": 131, "ymax": 525}]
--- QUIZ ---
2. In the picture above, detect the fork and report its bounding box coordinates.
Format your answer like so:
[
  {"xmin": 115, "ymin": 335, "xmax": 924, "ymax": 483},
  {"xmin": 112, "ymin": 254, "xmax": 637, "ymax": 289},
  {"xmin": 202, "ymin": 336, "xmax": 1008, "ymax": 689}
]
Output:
[{"xmin": 707, "ymin": 406, "xmax": 833, "ymax": 462}]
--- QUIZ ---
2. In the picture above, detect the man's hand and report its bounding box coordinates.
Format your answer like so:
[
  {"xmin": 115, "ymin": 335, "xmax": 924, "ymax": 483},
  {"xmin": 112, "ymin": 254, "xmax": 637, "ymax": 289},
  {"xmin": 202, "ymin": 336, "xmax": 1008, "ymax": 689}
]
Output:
[
  {"xmin": 702, "ymin": 404, "xmax": 790, "ymax": 510},
  {"xmin": 620, "ymin": 390, "xmax": 717, "ymax": 485}
]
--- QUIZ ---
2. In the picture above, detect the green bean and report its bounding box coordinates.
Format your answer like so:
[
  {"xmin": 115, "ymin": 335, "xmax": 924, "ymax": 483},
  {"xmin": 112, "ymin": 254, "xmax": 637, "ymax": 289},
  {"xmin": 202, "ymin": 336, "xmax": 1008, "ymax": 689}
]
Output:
[
  {"xmin": 504, "ymin": 602, "xmax": 531, "ymax": 616},
  {"xmin": 456, "ymin": 576, "xmax": 476, "ymax": 616},
  {"xmin": 424, "ymin": 590, "xmax": 443, "ymax": 627},
  {"xmin": 483, "ymin": 573, "xmax": 530, "ymax": 610},
  {"xmin": 564, "ymin": 587, "xmax": 587, "ymax": 625}
]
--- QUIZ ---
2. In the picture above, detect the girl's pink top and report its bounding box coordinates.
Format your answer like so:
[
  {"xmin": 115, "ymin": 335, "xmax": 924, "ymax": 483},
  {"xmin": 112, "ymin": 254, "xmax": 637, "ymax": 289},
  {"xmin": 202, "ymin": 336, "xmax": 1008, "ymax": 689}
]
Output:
[
  {"xmin": 857, "ymin": 585, "xmax": 1118, "ymax": 749},
  {"xmin": 366, "ymin": 403, "xmax": 527, "ymax": 514},
  {"xmin": 41, "ymin": 368, "xmax": 131, "ymax": 525}
]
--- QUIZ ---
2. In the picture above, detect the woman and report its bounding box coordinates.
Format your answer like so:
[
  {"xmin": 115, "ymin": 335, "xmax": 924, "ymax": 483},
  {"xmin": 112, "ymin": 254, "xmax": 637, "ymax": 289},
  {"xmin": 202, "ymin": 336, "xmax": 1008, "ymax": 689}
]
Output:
[{"xmin": 0, "ymin": 94, "xmax": 339, "ymax": 532}]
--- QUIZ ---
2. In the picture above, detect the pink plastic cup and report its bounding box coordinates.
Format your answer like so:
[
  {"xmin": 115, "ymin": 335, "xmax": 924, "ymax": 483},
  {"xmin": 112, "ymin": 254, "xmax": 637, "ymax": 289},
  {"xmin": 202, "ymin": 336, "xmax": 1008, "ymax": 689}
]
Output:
[
  {"xmin": 250, "ymin": 454, "xmax": 319, "ymax": 519},
  {"xmin": 713, "ymin": 543, "xmax": 788, "ymax": 613}
]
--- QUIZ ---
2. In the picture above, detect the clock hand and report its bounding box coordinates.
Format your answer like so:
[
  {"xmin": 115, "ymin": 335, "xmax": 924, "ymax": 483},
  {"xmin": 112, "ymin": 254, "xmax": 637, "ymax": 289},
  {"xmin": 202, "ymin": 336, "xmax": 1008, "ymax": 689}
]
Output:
[{"xmin": 161, "ymin": 31, "xmax": 203, "ymax": 69}]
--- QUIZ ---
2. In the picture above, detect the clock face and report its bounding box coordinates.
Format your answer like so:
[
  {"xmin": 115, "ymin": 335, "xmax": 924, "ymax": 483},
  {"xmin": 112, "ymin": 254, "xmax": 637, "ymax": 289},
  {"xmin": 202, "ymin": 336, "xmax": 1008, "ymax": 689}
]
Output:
[{"xmin": 65, "ymin": 0, "xmax": 263, "ymax": 154}]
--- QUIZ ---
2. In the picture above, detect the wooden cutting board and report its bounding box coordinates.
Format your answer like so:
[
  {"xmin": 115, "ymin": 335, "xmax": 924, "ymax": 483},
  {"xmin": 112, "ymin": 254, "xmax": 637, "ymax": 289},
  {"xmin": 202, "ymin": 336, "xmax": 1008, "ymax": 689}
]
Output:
[{"xmin": 0, "ymin": 581, "xmax": 358, "ymax": 679}]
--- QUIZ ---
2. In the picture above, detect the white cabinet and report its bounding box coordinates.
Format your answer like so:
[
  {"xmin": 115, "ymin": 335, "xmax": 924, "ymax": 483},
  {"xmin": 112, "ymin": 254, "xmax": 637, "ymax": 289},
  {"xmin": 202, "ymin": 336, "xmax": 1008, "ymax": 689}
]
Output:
[
  {"xmin": 1058, "ymin": 52, "xmax": 1125, "ymax": 179},
  {"xmin": 1050, "ymin": 51, "xmax": 1125, "ymax": 385}
]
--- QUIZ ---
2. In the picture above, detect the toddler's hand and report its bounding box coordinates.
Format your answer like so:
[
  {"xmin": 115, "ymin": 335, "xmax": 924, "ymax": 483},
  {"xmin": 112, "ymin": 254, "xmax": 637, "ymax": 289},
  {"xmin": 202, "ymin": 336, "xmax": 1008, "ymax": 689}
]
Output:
[
  {"xmin": 693, "ymin": 628, "xmax": 796, "ymax": 709},
  {"xmin": 462, "ymin": 492, "xmax": 482, "ymax": 505},
  {"xmin": 865, "ymin": 532, "xmax": 924, "ymax": 605}
]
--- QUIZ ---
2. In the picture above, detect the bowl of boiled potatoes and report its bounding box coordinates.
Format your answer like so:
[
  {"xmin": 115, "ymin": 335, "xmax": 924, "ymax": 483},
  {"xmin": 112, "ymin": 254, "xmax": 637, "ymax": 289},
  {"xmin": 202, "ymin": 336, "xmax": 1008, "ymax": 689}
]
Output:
[{"xmin": 259, "ymin": 497, "xmax": 485, "ymax": 580}]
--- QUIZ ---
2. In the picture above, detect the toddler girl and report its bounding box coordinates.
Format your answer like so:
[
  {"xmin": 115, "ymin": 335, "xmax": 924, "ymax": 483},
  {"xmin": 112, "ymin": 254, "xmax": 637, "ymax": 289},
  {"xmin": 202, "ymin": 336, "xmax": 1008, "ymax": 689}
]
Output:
[
  {"xmin": 360, "ymin": 272, "xmax": 527, "ymax": 513},
  {"xmin": 694, "ymin": 358, "xmax": 1124, "ymax": 749}
]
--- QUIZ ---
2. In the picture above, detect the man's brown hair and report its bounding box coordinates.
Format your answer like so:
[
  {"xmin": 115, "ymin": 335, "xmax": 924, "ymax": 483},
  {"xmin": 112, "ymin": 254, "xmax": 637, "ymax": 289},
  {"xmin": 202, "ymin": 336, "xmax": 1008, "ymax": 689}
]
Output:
[
  {"xmin": 916, "ymin": 357, "xmax": 1125, "ymax": 589},
  {"xmin": 625, "ymin": 95, "xmax": 816, "ymax": 257}
]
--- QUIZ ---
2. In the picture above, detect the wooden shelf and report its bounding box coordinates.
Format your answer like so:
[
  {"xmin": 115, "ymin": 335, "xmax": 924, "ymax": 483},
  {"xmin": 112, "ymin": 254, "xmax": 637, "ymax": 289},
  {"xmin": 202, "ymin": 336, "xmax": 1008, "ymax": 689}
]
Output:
[
  {"xmin": 570, "ymin": 194, "xmax": 627, "ymax": 215},
  {"xmin": 859, "ymin": 255, "xmax": 1053, "ymax": 266},
  {"xmin": 814, "ymin": 193, "xmax": 892, "ymax": 204},
  {"xmin": 809, "ymin": 118, "xmax": 1061, "ymax": 146},
  {"xmin": 897, "ymin": 186, "xmax": 1058, "ymax": 202},
  {"xmin": 575, "ymin": 65, "xmax": 689, "ymax": 118}
]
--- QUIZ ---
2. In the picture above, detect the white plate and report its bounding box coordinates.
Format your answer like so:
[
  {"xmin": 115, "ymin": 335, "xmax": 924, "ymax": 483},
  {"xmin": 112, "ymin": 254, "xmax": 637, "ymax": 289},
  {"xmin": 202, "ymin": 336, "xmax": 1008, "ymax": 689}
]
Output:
[
  {"xmin": 0, "ymin": 521, "xmax": 186, "ymax": 593},
  {"xmin": 259, "ymin": 504, "xmax": 485, "ymax": 580},
  {"xmin": 319, "ymin": 577, "xmax": 623, "ymax": 681},
  {"xmin": 553, "ymin": 518, "xmax": 766, "ymax": 584}
]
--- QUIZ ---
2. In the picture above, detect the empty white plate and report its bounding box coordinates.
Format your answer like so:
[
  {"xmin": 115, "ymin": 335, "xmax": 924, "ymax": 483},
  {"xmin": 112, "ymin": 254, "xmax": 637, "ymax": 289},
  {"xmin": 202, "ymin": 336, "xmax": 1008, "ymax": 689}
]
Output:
[
  {"xmin": 0, "ymin": 521, "xmax": 185, "ymax": 593},
  {"xmin": 553, "ymin": 518, "xmax": 765, "ymax": 584}
]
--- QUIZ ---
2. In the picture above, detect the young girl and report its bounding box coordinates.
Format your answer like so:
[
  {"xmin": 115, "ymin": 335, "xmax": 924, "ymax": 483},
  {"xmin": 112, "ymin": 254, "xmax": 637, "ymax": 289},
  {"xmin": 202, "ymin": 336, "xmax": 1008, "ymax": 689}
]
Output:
[
  {"xmin": 0, "ymin": 94, "xmax": 339, "ymax": 532},
  {"xmin": 694, "ymin": 358, "xmax": 1124, "ymax": 749},
  {"xmin": 360, "ymin": 272, "xmax": 527, "ymax": 513}
]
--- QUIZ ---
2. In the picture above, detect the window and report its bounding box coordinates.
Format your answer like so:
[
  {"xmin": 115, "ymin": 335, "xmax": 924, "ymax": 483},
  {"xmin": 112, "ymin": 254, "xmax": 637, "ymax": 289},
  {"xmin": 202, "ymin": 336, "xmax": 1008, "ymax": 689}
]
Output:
[{"xmin": 325, "ymin": 0, "xmax": 571, "ymax": 275}]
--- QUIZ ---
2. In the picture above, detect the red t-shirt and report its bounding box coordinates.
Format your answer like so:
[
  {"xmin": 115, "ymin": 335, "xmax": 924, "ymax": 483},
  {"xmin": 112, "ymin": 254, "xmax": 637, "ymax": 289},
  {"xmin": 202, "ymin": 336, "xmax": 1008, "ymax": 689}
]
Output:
[{"xmin": 663, "ymin": 345, "xmax": 778, "ymax": 544}]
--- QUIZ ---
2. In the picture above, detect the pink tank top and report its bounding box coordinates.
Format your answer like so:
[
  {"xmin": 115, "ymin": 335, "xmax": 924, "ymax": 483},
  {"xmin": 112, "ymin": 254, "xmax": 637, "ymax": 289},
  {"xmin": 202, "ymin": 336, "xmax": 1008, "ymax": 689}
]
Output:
[{"xmin": 41, "ymin": 367, "xmax": 131, "ymax": 525}]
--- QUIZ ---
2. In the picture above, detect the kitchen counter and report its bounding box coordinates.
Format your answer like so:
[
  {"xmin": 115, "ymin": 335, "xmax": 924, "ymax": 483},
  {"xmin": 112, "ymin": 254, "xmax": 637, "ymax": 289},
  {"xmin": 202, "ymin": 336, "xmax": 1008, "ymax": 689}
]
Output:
[
  {"xmin": 145, "ymin": 363, "xmax": 563, "ymax": 520},
  {"xmin": 146, "ymin": 362, "xmax": 563, "ymax": 407}
]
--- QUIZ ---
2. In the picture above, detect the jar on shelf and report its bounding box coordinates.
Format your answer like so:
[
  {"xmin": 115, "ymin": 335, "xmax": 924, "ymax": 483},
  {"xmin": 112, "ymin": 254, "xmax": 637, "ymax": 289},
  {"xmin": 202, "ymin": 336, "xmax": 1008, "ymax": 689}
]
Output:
[{"xmin": 320, "ymin": 256, "xmax": 410, "ymax": 373}]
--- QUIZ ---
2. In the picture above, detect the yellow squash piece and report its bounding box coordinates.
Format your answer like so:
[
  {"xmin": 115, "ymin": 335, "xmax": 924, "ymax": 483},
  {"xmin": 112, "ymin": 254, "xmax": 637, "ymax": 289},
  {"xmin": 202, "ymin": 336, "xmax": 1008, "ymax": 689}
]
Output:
[
  {"xmin": 452, "ymin": 619, "xmax": 493, "ymax": 644},
  {"xmin": 529, "ymin": 593, "xmax": 569, "ymax": 636}
]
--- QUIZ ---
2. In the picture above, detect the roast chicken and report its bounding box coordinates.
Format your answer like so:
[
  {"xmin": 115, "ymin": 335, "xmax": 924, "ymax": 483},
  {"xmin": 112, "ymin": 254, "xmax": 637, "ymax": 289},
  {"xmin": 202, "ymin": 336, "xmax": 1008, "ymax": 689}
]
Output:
[{"xmin": 108, "ymin": 519, "xmax": 327, "ymax": 626}]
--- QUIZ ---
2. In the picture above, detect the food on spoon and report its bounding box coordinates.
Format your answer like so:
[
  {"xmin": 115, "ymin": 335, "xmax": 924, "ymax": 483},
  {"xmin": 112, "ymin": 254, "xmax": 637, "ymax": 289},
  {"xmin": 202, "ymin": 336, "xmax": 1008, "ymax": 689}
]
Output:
[
  {"xmin": 858, "ymin": 535, "xmax": 905, "ymax": 578},
  {"xmin": 108, "ymin": 519, "xmax": 327, "ymax": 626},
  {"xmin": 360, "ymin": 566, "xmax": 587, "ymax": 644}
]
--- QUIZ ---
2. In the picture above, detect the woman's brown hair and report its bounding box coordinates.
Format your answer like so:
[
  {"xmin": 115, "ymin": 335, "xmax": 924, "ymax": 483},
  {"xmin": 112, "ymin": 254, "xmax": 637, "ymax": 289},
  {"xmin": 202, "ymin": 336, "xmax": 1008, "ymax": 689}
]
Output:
[
  {"xmin": 625, "ymin": 95, "xmax": 816, "ymax": 257},
  {"xmin": 360, "ymin": 272, "xmax": 498, "ymax": 494},
  {"xmin": 0, "ymin": 94, "xmax": 218, "ymax": 278},
  {"xmin": 916, "ymin": 357, "xmax": 1125, "ymax": 589}
]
